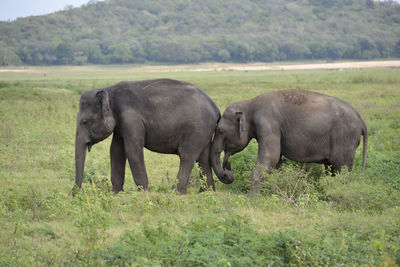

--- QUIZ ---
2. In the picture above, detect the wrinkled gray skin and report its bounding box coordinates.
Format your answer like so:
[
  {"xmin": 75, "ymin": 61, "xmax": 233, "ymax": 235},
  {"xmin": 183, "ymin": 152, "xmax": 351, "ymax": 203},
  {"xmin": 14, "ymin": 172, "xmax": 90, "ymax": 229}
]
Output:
[
  {"xmin": 211, "ymin": 89, "xmax": 368, "ymax": 192},
  {"xmin": 75, "ymin": 79, "xmax": 220, "ymax": 194}
]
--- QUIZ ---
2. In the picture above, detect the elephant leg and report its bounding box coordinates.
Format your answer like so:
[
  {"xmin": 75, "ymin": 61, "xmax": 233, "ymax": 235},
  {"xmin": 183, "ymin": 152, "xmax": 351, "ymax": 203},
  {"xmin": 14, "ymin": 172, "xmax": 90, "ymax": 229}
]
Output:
[
  {"xmin": 123, "ymin": 134, "xmax": 149, "ymax": 191},
  {"xmin": 343, "ymin": 150, "xmax": 356, "ymax": 171},
  {"xmin": 324, "ymin": 164, "xmax": 335, "ymax": 176},
  {"xmin": 249, "ymin": 134, "xmax": 281, "ymax": 194},
  {"xmin": 176, "ymin": 155, "xmax": 197, "ymax": 194},
  {"xmin": 110, "ymin": 132, "xmax": 126, "ymax": 193},
  {"xmin": 332, "ymin": 156, "xmax": 354, "ymax": 174},
  {"xmin": 276, "ymin": 155, "xmax": 283, "ymax": 169},
  {"xmin": 330, "ymin": 146, "xmax": 356, "ymax": 175},
  {"xmin": 127, "ymin": 146, "xmax": 149, "ymax": 191},
  {"xmin": 175, "ymin": 133, "xmax": 210, "ymax": 194},
  {"xmin": 324, "ymin": 164, "xmax": 330, "ymax": 175},
  {"xmin": 197, "ymin": 142, "xmax": 215, "ymax": 192}
]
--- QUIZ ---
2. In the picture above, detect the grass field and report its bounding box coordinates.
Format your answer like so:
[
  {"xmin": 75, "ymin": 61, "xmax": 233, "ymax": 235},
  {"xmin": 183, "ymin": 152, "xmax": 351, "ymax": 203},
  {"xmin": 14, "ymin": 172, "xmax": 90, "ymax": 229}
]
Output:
[{"xmin": 0, "ymin": 65, "xmax": 400, "ymax": 266}]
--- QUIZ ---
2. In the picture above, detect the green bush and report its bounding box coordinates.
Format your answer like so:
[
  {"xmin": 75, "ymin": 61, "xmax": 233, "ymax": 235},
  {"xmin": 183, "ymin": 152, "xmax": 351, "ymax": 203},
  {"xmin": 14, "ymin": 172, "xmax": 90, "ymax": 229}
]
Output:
[
  {"xmin": 102, "ymin": 214, "xmax": 313, "ymax": 266},
  {"xmin": 261, "ymin": 166, "xmax": 320, "ymax": 208},
  {"xmin": 101, "ymin": 212, "xmax": 399, "ymax": 266},
  {"xmin": 0, "ymin": 81, "xmax": 9, "ymax": 88}
]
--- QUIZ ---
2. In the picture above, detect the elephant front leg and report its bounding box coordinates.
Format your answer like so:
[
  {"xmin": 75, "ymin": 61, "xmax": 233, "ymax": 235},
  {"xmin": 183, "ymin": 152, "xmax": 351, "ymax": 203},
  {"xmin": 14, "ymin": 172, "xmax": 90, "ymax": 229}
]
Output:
[
  {"xmin": 122, "ymin": 132, "xmax": 149, "ymax": 191},
  {"xmin": 249, "ymin": 136, "xmax": 281, "ymax": 195},
  {"xmin": 110, "ymin": 133, "xmax": 126, "ymax": 193},
  {"xmin": 120, "ymin": 119, "xmax": 149, "ymax": 191},
  {"xmin": 126, "ymin": 145, "xmax": 149, "ymax": 191}
]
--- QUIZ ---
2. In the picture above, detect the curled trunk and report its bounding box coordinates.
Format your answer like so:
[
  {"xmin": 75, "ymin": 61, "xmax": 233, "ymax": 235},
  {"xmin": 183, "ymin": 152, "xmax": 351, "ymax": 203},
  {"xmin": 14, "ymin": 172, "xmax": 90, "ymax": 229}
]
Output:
[{"xmin": 210, "ymin": 134, "xmax": 234, "ymax": 184}]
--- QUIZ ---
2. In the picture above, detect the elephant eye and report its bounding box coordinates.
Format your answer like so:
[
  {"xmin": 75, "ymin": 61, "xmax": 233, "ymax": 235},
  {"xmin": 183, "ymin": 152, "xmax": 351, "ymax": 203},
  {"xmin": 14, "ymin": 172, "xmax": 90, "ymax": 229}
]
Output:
[{"xmin": 81, "ymin": 119, "xmax": 88, "ymax": 125}]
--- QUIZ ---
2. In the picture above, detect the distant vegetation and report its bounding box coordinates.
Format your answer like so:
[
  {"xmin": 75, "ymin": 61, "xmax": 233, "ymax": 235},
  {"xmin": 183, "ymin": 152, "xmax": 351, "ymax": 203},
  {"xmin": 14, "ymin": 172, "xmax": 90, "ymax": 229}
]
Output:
[{"xmin": 1, "ymin": 0, "xmax": 400, "ymax": 65}]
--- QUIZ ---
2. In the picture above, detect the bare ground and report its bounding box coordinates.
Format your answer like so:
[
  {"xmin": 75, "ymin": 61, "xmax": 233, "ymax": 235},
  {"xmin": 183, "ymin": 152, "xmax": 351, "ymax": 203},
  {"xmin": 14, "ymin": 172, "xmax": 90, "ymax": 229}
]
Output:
[
  {"xmin": 153, "ymin": 60, "xmax": 400, "ymax": 72},
  {"xmin": 1, "ymin": 60, "xmax": 400, "ymax": 73}
]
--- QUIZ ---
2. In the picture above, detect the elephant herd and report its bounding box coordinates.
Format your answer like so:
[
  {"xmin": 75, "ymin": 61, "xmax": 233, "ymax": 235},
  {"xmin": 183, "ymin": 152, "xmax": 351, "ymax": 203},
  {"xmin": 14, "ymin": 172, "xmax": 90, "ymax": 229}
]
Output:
[{"xmin": 74, "ymin": 79, "xmax": 367, "ymax": 194}]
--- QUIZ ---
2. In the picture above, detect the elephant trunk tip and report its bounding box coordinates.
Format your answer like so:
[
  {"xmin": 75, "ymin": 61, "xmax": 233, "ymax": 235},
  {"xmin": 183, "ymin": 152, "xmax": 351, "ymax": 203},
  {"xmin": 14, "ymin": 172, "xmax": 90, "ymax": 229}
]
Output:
[{"xmin": 219, "ymin": 169, "xmax": 234, "ymax": 184}]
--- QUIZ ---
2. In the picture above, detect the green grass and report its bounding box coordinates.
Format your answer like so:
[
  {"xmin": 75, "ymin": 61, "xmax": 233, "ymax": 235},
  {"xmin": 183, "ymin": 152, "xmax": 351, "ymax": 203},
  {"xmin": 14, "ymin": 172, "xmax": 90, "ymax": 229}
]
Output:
[{"xmin": 1, "ymin": 65, "xmax": 400, "ymax": 265}]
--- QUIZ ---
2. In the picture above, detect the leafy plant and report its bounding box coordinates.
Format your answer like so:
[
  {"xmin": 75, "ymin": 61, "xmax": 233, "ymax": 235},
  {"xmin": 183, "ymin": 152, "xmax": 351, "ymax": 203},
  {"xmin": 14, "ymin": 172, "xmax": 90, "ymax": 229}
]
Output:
[{"xmin": 261, "ymin": 166, "xmax": 320, "ymax": 208}]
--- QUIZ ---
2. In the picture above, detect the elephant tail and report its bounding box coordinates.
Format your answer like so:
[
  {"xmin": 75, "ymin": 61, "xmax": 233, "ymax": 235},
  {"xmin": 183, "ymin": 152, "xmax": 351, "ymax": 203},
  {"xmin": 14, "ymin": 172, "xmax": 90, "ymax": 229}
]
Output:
[{"xmin": 361, "ymin": 124, "xmax": 368, "ymax": 171}]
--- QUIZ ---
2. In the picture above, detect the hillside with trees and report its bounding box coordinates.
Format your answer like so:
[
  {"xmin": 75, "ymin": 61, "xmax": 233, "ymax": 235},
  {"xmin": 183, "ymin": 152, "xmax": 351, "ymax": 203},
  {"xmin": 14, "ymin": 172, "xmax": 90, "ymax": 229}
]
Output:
[{"xmin": 1, "ymin": 0, "xmax": 400, "ymax": 65}]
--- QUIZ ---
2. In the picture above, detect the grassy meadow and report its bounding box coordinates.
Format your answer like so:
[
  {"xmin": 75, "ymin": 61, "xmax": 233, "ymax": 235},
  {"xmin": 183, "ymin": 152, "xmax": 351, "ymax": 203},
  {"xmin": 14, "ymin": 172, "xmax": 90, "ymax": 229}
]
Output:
[{"xmin": 0, "ymin": 64, "xmax": 400, "ymax": 266}]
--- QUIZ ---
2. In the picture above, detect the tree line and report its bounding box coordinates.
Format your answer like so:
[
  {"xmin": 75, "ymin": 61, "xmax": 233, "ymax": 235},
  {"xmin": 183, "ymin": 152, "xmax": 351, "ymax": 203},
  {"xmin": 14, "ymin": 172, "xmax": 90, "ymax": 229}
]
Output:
[{"xmin": 1, "ymin": 0, "xmax": 400, "ymax": 66}]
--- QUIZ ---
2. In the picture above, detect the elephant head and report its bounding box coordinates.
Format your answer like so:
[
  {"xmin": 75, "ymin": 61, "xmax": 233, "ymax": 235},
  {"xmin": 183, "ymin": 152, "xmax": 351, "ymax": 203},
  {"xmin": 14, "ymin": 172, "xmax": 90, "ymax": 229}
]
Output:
[
  {"xmin": 75, "ymin": 89, "xmax": 116, "ymax": 188},
  {"xmin": 210, "ymin": 107, "xmax": 252, "ymax": 184}
]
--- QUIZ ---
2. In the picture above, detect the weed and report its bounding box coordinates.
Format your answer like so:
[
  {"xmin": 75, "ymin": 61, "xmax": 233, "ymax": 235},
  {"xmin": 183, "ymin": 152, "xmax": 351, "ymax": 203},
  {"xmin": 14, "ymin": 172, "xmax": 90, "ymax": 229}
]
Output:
[
  {"xmin": 101, "ymin": 212, "xmax": 399, "ymax": 266},
  {"xmin": 261, "ymin": 166, "xmax": 321, "ymax": 208},
  {"xmin": 0, "ymin": 81, "xmax": 10, "ymax": 88},
  {"xmin": 72, "ymin": 187, "xmax": 113, "ymax": 249},
  {"xmin": 321, "ymin": 170, "xmax": 400, "ymax": 213}
]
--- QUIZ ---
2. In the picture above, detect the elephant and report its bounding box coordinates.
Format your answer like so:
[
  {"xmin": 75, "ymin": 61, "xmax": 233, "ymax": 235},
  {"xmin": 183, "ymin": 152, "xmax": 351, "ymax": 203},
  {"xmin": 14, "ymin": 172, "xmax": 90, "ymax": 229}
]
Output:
[
  {"xmin": 210, "ymin": 89, "xmax": 368, "ymax": 192},
  {"xmin": 75, "ymin": 79, "xmax": 220, "ymax": 194}
]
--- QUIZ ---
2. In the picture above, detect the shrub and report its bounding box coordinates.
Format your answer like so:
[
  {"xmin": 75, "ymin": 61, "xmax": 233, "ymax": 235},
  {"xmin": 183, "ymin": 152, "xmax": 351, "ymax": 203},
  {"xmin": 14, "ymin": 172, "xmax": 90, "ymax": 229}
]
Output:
[
  {"xmin": 261, "ymin": 165, "xmax": 321, "ymax": 208},
  {"xmin": 0, "ymin": 81, "xmax": 9, "ymax": 88},
  {"xmin": 101, "ymin": 213, "xmax": 314, "ymax": 266},
  {"xmin": 101, "ymin": 212, "xmax": 399, "ymax": 266}
]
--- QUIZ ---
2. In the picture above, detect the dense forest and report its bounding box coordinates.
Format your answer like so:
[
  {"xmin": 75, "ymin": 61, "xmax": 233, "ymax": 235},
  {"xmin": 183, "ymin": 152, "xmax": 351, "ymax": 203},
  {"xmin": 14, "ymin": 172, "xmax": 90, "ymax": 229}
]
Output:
[{"xmin": 1, "ymin": 0, "xmax": 400, "ymax": 65}]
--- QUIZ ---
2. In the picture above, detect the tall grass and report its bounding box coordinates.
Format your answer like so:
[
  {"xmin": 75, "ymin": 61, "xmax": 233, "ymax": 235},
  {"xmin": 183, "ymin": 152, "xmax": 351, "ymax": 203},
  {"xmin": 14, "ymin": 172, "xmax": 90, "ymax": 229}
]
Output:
[{"xmin": 0, "ymin": 66, "xmax": 399, "ymax": 265}]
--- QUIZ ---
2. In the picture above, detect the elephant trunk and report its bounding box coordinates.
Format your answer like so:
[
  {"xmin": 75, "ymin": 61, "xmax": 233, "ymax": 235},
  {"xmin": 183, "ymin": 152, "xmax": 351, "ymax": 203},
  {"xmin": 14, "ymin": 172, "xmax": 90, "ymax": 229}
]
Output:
[
  {"xmin": 75, "ymin": 131, "xmax": 88, "ymax": 188},
  {"xmin": 210, "ymin": 134, "xmax": 234, "ymax": 184},
  {"xmin": 223, "ymin": 151, "xmax": 232, "ymax": 171}
]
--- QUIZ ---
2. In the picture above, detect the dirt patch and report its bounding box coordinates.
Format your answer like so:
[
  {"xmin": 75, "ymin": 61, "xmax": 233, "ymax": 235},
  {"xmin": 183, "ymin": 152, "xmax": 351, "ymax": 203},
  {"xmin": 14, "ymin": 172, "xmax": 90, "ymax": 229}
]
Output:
[
  {"xmin": 151, "ymin": 60, "xmax": 400, "ymax": 72},
  {"xmin": 0, "ymin": 68, "xmax": 42, "ymax": 73},
  {"xmin": 1, "ymin": 60, "xmax": 399, "ymax": 73}
]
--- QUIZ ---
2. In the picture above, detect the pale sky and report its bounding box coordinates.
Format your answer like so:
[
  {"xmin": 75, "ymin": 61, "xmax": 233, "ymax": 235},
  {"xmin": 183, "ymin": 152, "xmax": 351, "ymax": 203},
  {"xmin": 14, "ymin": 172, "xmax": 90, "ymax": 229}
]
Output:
[{"xmin": 0, "ymin": 0, "xmax": 103, "ymax": 21}]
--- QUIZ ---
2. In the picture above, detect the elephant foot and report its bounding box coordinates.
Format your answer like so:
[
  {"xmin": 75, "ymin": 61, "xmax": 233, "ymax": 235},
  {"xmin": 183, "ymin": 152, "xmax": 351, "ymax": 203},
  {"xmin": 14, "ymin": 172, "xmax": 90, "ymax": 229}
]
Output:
[
  {"xmin": 247, "ymin": 188, "xmax": 259, "ymax": 197},
  {"xmin": 177, "ymin": 187, "xmax": 187, "ymax": 195},
  {"xmin": 71, "ymin": 184, "xmax": 83, "ymax": 197},
  {"xmin": 198, "ymin": 185, "xmax": 215, "ymax": 193},
  {"xmin": 112, "ymin": 188, "xmax": 124, "ymax": 195},
  {"xmin": 247, "ymin": 181, "xmax": 264, "ymax": 196}
]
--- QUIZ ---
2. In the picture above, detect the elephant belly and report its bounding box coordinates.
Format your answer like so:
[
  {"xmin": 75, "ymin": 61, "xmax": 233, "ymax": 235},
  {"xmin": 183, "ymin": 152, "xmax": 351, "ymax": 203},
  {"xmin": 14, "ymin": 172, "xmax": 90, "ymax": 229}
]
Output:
[
  {"xmin": 281, "ymin": 133, "xmax": 330, "ymax": 164},
  {"xmin": 144, "ymin": 132, "xmax": 181, "ymax": 154},
  {"xmin": 143, "ymin": 122, "xmax": 202, "ymax": 155}
]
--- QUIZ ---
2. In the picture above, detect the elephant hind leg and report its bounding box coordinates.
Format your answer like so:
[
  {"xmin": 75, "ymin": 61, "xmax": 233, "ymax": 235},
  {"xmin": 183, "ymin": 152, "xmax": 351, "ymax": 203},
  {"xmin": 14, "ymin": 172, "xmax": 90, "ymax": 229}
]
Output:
[
  {"xmin": 196, "ymin": 142, "xmax": 215, "ymax": 192},
  {"xmin": 175, "ymin": 155, "xmax": 196, "ymax": 194},
  {"xmin": 175, "ymin": 136, "xmax": 210, "ymax": 194},
  {"xmin": 324, "ymin": 164, "xmax": 335, "ymax": 176},
  {"xmin": 329, "ymin": 147, "xmax": 357, "ymax": 175}
]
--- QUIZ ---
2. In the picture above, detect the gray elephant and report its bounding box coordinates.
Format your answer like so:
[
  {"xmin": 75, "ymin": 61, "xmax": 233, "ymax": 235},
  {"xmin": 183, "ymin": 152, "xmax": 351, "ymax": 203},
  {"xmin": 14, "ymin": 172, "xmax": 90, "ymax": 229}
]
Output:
[
  {"xmin": 210, "ymin": 89, "xmax": 368, "ymax": 192},
  {"xmin": 75, "ymin": 79, "xmax": 220, "ymax": 194}
]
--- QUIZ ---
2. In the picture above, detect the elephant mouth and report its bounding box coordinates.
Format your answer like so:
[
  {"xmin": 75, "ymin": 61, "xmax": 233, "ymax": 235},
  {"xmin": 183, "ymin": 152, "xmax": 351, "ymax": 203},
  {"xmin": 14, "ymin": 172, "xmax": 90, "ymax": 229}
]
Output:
[
  {"xmin": 87, "ymin": 142, "xmax": 93, "ymax": 152},
  {"xmin": 87, "ymin": 136, "xmax": 104, "ymax": 152}
]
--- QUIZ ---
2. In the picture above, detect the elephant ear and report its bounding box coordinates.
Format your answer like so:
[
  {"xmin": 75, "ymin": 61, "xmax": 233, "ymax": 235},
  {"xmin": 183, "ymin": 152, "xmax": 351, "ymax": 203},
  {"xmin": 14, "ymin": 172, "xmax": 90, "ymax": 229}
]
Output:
[
  {"xmin": 235, "ymin": 111, "xmax": 246, "ymax": 139},
  {"xmin": 97, "ymin": 89, "xmax": 116, "ymax": 132}
]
